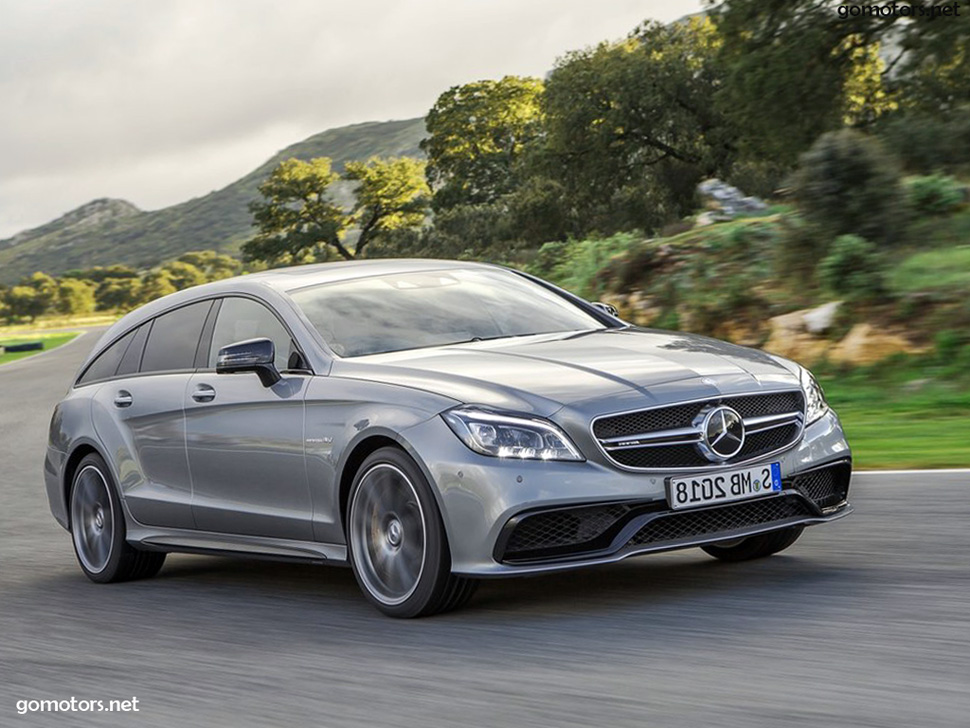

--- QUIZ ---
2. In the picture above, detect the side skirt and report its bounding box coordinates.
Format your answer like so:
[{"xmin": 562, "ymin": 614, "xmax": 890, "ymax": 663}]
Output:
[{"xmin": 126, "ymin": 525, "xmax": 348, "ymax": 565}]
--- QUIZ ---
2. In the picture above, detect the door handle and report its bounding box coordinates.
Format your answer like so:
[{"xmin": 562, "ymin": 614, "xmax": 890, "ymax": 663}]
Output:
[
  {"xmin": 191, "ymin": 384, "xmax": 216, "ymax": 403},
  {"xmin": 113, "ymin": 391, "xmax": 133, "ymax": 408}
]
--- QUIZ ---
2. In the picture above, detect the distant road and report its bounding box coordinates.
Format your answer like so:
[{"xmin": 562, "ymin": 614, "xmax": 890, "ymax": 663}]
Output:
[{"xmin": 2, "ymin": 332, "xmax": 968, "ymax": 727}]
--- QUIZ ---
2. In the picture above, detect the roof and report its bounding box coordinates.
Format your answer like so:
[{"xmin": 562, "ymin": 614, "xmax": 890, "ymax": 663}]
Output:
[{"xmin": 245, "ymin": 258, "xmax": 497, "ymax": 292}]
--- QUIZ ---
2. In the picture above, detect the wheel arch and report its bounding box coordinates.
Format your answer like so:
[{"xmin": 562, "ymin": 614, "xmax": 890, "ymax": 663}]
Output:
[
  {"xmin": 62, "ymin": 441, "xmax": 106, "ymax": 529},
  {"xmin": 336, "ymin": 428, "xmax": 446, "ymax": 540}
]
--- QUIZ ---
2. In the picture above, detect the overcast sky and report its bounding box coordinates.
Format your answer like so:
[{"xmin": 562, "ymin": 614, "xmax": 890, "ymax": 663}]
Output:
[{"xmin": 0, "ymin": 0, "xmax": 702, "ymax": 239}]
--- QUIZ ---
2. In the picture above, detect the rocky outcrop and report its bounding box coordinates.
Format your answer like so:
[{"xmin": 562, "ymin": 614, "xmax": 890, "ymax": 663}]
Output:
[
  {"xmin": 763, "ymin": 302, "xmax": 925, "ymax": 365},
  {"xmin": 763, "ymin": 307, "xmax": 835, "ymax": 364},
  {"xmin": 828, "ymin": 324, "xmax": 927, "ymax": 366},
  {"xmin": 696, "ymin": 179, "xmax": 767, "ymax": 222}
]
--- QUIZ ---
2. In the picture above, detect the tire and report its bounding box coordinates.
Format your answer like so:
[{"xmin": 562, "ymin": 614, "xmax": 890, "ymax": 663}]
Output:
[
  {"xmin": 346, "ymin": 447, "xmax": 477, "ymax": 618},
  {"xmin": 701, "ymin": 525, "xmax": 804, "ymax": 562},
  {"xmin": 69, "ymin": 453, "xmax": 166, "ymax": 583}
]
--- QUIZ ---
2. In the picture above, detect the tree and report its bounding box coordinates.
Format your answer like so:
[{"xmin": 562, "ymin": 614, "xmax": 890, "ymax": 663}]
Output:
[
  {"xmin": 95, "ymin": 278, "xmax": 143, "ymax": 312},
  {"xmin": 24, "ymin": 272, "xmax": 58, "ymax": 298},
  {"xmin": 138, "ymin": 270, "xmax": 178, "ymax": 303},
  {"xmin": 177, "ymin": 251, "xmax": 242, "ymax": 280},
  {"xmin": 61, "ymin": 264, "xmax": 138, "ymax": 283},
  {"xmin": 55, "ymin": 278, "xmax": 97, "ymax": 315},
  {"xmin": 343, "ymin": 157, "xmax": 430, "ymax": 258},
  {"xmin": 898, "ymin": 7, "xmax": 970, "ymax": 113},
  {"xmin": 244, "ymin": 158, "xmax": 348, "ymax": 263},
  {"xmin": 161, "ymin": 260, "xmax": 206, "ymax": 290},
  {"xmin": 6, "ymin": 272, "xmax": 58, "ymax": 319},
  {"xmin": 709, "ymin": 0, "xmax": 899, "ymax": 165},
  {"xmin": 540, "ymin": 18, "xmax": 731, "ymax": 233},
  {"xmin": 243, "ymin": 156, "xmax": 429, "ymax": 265},
  {"xmin": 842, "ymin": 40, "xmax": 898, "ymax": 126},
  {"xmin": 422, "ymin": 76, "xmax": 544, "ymax": 210},
  {"xmin": 4, "ymin": 286, "xmax": 48, "ymax": 321}
]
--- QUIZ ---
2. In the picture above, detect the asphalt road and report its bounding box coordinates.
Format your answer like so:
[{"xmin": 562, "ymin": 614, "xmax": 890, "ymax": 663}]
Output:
[{"xmin": 2, "ymin": 332, "xmax": 968, "ymax": 727}]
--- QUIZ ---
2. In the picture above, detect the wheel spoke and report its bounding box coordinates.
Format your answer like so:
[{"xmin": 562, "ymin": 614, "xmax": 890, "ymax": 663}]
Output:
[
  {"xmin": 71, "ymin": 466, "xmax": 114, "ymax": 574},
  {"xmin": 350, "ymin": 463, "xmax": 427, "ymax": 606}
]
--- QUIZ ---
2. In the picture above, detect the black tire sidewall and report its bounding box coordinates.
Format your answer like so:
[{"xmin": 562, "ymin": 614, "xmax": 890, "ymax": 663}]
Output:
[{"xmin": 346, "ymin": 447, "xmax": 451, "ymax": 618}]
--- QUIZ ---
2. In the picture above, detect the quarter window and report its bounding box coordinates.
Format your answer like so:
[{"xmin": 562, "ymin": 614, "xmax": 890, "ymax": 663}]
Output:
[
  {"xmin": 140, "ymin": 301, "xmax": 212, "ymax": 374},
  {"xmin": 115, "ymin": 323, "xmax": 150, "ymax": 377},
  {"xmin": 76, "ymin": 329, "xmax": 137, "ymax": 385}
]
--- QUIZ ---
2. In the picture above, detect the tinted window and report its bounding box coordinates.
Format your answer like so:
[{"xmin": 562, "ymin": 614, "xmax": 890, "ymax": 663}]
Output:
[
  {"xmin": 140, "ymin": 301, "xmax": 211, "ymax": 373},
  {"xmin": 116, "ymin": 323, "xmax": 150, "ymax": 377},
  {"xmin": 77, "ymin": 329, "xmax": 136, "ymax": 385},
  {"xmin": 209, "ymin": 297, "xmax": 295, "ymax": 371},
  {"xmin": 289, "ymin": 268, "xmax": 603, "ymax": 357}
]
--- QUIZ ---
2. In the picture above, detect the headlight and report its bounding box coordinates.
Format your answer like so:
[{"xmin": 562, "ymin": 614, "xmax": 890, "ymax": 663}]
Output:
[
  {"xmin": 800, "ymin": 367, "xmax": 829, "ymax": 424},
  {"xmin": 442, "ymin": 407, "xmax": 584, "ymax": 461}
]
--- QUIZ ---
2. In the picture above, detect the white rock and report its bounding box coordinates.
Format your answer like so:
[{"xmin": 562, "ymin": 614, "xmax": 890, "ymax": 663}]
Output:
[{"xmin": 803, "ymin": 301, "xmax": 842, "ymax": 335}]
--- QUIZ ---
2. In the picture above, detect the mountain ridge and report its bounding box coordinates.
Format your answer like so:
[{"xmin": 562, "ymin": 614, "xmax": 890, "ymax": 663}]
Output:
[{"xmin": 0, "ymin": 117, "xmax": 426, "ymax": 283}]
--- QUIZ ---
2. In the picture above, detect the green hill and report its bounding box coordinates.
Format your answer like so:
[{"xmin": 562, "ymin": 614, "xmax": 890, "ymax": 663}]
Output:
[{"xmin": 0, "ymin": 118, "xmax": 426, "ymax": 283}]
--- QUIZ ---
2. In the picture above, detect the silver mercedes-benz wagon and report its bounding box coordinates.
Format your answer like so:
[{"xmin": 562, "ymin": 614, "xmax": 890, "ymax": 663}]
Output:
[{"xmin": 45, "ymin": 260, "xmax": 852, "ymax": 617}]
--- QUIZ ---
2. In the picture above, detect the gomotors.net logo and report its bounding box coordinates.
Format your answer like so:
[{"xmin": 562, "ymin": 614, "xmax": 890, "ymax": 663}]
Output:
[
  {"xmin": 16, "ymin": 697, "xmax": 140, "ymax": 716},
  {"xmin": 837, "ymin": 2, "xmax": 962, "ymax": 19}
]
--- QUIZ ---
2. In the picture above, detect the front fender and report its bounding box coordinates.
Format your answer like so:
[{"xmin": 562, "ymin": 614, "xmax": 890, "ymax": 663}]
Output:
[{"xmin": 303, "ymin": 375, "xmax": 457, "ymax": 543}]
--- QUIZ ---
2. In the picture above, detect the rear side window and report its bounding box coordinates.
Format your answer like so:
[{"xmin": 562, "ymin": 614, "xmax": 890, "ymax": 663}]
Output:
[
  {"xmin": 76, "ymin": 329, "xmax": 137, "ymax": 386},
  {"xmin": 140, "ymin": 301, "xmax": 212, "ymax": 374}
]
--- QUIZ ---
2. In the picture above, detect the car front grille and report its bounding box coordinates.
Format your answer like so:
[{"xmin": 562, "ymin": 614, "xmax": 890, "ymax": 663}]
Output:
[
  {"xmin": 592, "ymin": 391, "xmax": 805, "ymax": 470},
  {"xmin": 627, "ymin": 495, "xmax": 812, "ymax": 547}
]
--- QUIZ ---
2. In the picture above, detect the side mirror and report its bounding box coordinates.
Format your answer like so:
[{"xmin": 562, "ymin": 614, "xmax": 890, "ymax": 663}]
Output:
[
  {"xmin": 592, "ymin": 301, "xmax": 619, "ymax": 317},
  {"xmin": 216, "ymin": 338, "xmax": 281, "ymax": 387}
]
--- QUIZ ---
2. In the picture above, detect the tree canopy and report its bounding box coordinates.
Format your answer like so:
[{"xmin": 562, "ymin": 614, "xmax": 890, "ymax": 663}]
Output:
[
  {"xmin": 539, "ymin": 17, "xmax": 730, "ymax": 231},
  {"xmin": 422, "ymin": 76, "xmax": 544, "ymax": 210},
  {"xmin": 242, "ymin": 156, "xmax": 429, "ymax": 265}
]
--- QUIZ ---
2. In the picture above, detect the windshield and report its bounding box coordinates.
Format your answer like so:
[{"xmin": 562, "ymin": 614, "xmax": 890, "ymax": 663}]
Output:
[{"xmin": 288, "ymin": 267, "xmax": 604, "ymax": 357}]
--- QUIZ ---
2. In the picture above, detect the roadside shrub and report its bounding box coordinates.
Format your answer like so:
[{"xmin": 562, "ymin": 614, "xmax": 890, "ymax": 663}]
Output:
[
  {"xmin": 792, "ymin": 129, "xmax": 906, "ymax": 247},
  {"xmin": 530, "ymin": 233, "xmax": 640, "ymax": 299},
  {"xmin": 877, "ymin": 108, "xmax": 970, "ymax": 175},
  {"xmin": 775, "ymin": 214, "xmax": 828, "ymax": 282},
  {"xmin": 818, "ymin": 234, "xmax": 886, "ymax": 302},
  {"xmin": 602, "ymin": 242, "xmax": 660, "ymax": 292},
  {"xmin": 907, "ymin": 174, "xmax": 964, "ymax": 216},
  {"xmin": 529, "ymin": 240, "xmax": 571, "ymax": 279}
]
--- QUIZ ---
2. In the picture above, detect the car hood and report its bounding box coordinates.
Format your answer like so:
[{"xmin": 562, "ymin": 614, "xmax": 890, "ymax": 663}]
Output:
[{"xmin": 330, "ymin": 328, "xmax": 801, "ymax": 418}]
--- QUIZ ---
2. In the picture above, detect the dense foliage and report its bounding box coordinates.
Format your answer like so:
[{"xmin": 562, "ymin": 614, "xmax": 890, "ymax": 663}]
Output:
[{"xmin": 791, "ymin": 129, "xmax": 906, "ymax": 247}]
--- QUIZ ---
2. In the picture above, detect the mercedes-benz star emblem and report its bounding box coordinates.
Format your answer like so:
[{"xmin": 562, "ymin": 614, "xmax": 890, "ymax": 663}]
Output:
[{"xmin": 699, "ymin": 405, "xmax": 745, "ymax": 462}]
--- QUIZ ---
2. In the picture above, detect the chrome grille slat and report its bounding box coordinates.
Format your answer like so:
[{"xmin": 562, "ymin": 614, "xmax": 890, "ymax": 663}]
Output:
[
  {"xmin": 591, "ymin": 390, "xmax": 806, "ymax": 471},
  {"xmin": 600, "ymin": 425, "xmax": 700, "ymax": 446}
]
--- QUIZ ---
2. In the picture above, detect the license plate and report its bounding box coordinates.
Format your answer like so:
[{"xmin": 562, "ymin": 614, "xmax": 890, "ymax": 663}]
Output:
[{"xmin": 666, "ymin": 462, "xmax": 782, "ymax": 511}]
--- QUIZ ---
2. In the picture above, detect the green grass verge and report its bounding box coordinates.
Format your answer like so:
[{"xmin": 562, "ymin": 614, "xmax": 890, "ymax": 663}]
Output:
[
  {"xmin": 818, "ymin": 354, "xmax": 970, "ymax": 469},
  {"xmin": 0, "ymin": 332, "xmax": 79, "ymax": 365},
  {"xmin": 890, "ymin": 244, "xmax": 970, "ymax": 294}
]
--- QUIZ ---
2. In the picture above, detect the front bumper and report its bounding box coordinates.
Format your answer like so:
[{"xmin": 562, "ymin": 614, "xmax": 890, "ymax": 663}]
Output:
[{"xmin": 401, "ymin": 408, "xmax": 851, "ymax": 576}]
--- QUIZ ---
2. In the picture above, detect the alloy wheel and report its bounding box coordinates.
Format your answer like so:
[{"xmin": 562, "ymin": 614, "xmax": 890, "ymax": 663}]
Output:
[
  {"xmin": 349, "ymin": 463, "xmax": 427, "ymax": 606},
  {"xmin": 71, "ymin": 465, "xmax": 115, "ymax": 574}
]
